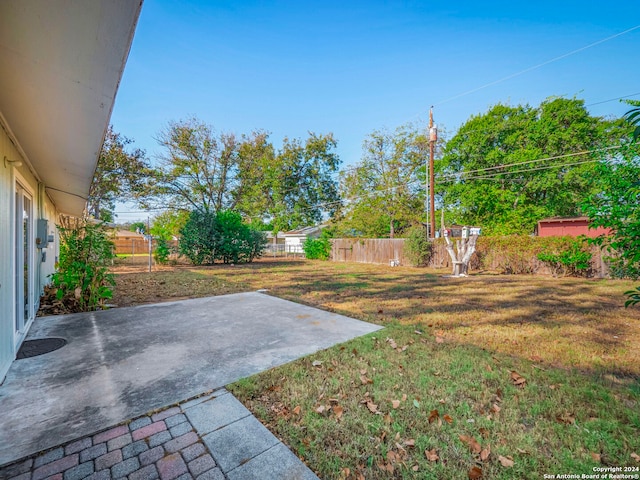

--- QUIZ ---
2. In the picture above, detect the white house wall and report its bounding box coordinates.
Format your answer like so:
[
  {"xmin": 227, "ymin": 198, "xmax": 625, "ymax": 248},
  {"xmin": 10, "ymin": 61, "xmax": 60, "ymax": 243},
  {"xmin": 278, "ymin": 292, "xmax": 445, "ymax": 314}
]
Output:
[{"xmin": 0, "ymin": 121, "xmax": 58, "ymax": 382}]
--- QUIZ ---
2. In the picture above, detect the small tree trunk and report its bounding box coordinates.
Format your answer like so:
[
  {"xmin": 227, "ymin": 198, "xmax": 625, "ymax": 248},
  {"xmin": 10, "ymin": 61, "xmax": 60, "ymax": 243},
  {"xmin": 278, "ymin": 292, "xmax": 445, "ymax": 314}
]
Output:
[{"xmin": 444, "ymin": 233, "xmax": 478, "ymax": 277}]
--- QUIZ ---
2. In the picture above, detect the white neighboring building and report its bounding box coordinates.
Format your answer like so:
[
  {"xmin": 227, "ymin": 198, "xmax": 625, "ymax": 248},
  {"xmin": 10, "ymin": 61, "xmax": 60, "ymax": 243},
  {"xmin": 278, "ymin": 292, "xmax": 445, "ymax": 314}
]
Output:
[
  {"xmin": 283, "ymin": 226, "xmax": 325, "ymax": 254},
  {"xmin": 0, "ymin": 1, "xmax": 142, "ymax": 382}
]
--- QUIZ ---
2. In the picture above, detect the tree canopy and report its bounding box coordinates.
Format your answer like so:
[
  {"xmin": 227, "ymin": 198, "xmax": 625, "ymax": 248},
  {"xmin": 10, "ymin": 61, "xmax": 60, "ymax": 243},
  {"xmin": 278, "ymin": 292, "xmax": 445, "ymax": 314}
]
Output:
[
  {"xmin": 335, "ymin": 124, "xmax": 430, "ymax": 238},
  {"xmin": 149, "ymin": 117, "xmax": 341, "ymax": 232},
  {"xmin": 437, "ymin": 98, "xmax": 626, "ymax": 235},
  {"xmin": 88, "ymin": 126, "xmax": 149, "ymax": 222}
]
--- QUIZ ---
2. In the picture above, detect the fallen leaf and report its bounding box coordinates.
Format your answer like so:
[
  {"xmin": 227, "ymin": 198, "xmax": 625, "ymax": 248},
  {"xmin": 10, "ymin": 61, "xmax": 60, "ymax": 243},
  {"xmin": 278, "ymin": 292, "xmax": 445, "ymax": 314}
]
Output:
[
  {"xmin": 392, "ymin": 400, "xmax": 400, "ymax": 409},
  {"xmin": 378, "ymin": 309, "xmax": 383, "ymax": 314},
  {"xmin": 414, "ymin": 330, "xmax": 422, "ymax": 335},
  {"xmin": 516, "ymin": 448, "xmax": 528, "ymax": 454},
  {"xmin": 530, "ymin": 354, "xmax": 543, "ymax": 362},
  {"xmin": 402, "ymin": 394, "xmax": 407, "ymax": 401},
  {"xmin": 292, "ymin": 405, "xmax": 301, "ymax": 415},
  {"xmin": 590, "ymin": 452, "xmax": 601, "ymax": 463},
  {"xmin": 631, "ymin": 452, "xmax": 640, "ymax": 462},
  {"xmin": 360, "ymin": 375, "xmax": 373, "ymax": 385},
  {"xmin": 425, "ymin": 449, "xmax": 439, "ymax": 462},
  {"xmin": 459, "ymin": 435, "xmax": 482, "ymax": 454},
  {"xmin": 549, "ymin": 384, "xmax": 556, "ymax": 390},
  {"xmin": 367, "ymin": 401, "xmax": 378, "ymax": 413},
  {"xmin": 468, "ymin": 466, "xmax": 483, "ymax": 479},
  {"xmin": 480, "ymin": 445, "xmax": 491, "ymax": 461},
  {"xmin": 485, "ymin": 364, "xmax": 492, "ymax": 372},
  {"xmin": 404, "ymin": 439, "xmax": 416, "ymax": 448},
  {"xmin": 412, "ymin": 464, "xmax": 420, "ymax": 471},
  {"xmin": 428, "ymin": 409, "xmax": 439, "ymax": 423},
  {"xmin": 384, "ymin": 413, "xmax": 392, "ymax": 424},
  {"xmin": 340, "ymin": 467, "xmax": 350, "ymax": 478},
  {"xmin": 556, "ymin": 413, "xmax": 576, "ymax": 425},
  {"xmin": 435, "ymin": 336, "xmax": 445, "ymax": 343},
  {"xmin": 413, "ymin": 399, "xmax": 421, "ymax": 408},
  {"xmin": 315, "ymin": 405, "xmax": 325, "ymax": 414},
  {"xmin": 312, "ymin": 360, "xmax": 322, "ymax": 367},
  {"xmin": 387, "ymin": 450, "xmax": 399, "ymax": 463},
  {"xmin": 387, "ymin": 338, "xmax": 398, "ymax": 349},
  {"xmin": 443, "ymin": 414, "xmax": 454, "ymax": 424},
  {"xmin": 360, "ymin": 369, "xmax": 367, "ymax": 375},
  {"xmin": 491, "ymin": 403, "xmax": 501, "ymax": 413},
  {"xmin": 334, "ymin": 405, "xmax": 344, "ymax": 419},
  {"xmin": 498, "ymin": 455, "xmax": 514, "ymax": 467},
  {"xmin": 479, "ymin": 428, "xmax": 490, "ymax": 438},
  {"xmin": 511, "ymin": 371, "xmax": 526, "ymax": 387}
]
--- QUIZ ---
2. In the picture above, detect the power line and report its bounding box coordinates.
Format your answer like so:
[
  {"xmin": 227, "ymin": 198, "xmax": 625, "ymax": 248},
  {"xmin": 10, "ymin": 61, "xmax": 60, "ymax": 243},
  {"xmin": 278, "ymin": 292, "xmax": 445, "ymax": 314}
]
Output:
[
  {"xmin": 433, "ymin": 23, "xmax": 640, "ymax": 107},
  {"xmin": 437, "ymin": 145, "xmax": 620, "ymax": 179}
]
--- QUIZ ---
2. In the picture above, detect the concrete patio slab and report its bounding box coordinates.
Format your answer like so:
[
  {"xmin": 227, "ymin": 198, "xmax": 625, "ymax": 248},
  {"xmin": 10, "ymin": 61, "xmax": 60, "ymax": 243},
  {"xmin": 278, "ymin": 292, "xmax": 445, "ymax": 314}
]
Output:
[{"xmin": 0, "ymin": 292, "xmax": 382, "ymax": 466}]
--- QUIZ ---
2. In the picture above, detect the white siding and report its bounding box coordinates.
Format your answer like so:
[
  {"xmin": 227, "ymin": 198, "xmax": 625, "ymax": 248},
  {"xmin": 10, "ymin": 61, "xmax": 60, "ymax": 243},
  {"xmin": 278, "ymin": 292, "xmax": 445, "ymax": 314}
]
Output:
[{"xmin": 0, "ymin": 120, "xmax": 59, "ymax": 381}]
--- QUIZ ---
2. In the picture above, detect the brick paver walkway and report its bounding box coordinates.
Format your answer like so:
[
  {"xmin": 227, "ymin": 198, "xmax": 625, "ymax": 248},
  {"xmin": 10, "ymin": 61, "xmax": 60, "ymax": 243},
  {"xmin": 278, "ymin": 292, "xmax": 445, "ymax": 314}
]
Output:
[{"xmin": 0, "ymin": 389, "xmax": 318, "ymax": 480}]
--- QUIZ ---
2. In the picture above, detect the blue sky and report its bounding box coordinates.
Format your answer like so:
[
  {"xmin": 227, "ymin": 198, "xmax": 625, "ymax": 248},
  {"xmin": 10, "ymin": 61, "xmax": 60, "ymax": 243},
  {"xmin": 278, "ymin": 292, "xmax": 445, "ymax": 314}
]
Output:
[{"xmin": 111, "ymin": 0, "xmax": 640, "ymax": 221}]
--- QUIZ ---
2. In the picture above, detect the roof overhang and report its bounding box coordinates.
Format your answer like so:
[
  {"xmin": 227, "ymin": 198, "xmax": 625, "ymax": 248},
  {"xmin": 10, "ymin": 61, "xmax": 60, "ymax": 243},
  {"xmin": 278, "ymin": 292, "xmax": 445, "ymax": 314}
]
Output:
[{"xmin": 0, "ymin": 0, "xmax": 143, "ymax": 216}]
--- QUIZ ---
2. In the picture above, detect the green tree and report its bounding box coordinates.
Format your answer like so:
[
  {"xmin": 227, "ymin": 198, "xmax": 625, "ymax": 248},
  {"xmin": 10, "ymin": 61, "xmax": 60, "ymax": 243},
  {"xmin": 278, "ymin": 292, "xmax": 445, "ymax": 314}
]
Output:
[
  {"xmin": 179, "ymin": 209, "xmax": 266, "ymax": 265},
  {"xmin": 583, "ymin": 144, "xmax": 640, "ymax": 302},
  {"xmin": 151, "ymin": 118, "xmax": 341, "ymax": 230},
  {"xmin": 88, "ymin": 126, "xmax": 149, "ymax": 222},
  {"xmin": 438, "ymin": 98, "xmax": 624, "ymax": 234},
  {"xmin": 152, "ymin": 117, "xmax": 245, "ymax": 213},
  {"xmin": 336, "ymin": 124, "xmax": 429, "ymax": 238}
]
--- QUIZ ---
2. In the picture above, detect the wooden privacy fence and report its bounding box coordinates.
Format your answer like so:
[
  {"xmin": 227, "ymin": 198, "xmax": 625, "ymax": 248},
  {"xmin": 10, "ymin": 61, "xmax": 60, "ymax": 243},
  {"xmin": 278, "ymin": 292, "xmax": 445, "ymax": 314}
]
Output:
[
  {"xmin": 113, "ymin": 237, "xmax": 154, "ymax": 255},
  {"xmin": 330, "ymin": 238, "xmax": 610, "ymax": 277},
  {"xmin": 331, "ymin": 238, "xmax": 409, "ymax": 266}
]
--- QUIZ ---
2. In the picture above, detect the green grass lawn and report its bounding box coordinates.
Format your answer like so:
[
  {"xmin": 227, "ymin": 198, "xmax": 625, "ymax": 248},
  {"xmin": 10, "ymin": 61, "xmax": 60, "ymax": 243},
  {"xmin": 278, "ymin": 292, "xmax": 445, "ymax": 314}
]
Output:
[{"xmin": 112, "ymin": 259, "xmax": 640, "ymax": 479}]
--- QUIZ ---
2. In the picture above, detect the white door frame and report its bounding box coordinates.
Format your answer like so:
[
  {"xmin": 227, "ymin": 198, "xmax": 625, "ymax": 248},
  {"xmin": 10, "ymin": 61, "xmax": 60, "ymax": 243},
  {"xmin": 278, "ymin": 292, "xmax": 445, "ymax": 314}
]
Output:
[{"xmin": 13, "ymin": 170, "xmax": 35, "ymax": 350}]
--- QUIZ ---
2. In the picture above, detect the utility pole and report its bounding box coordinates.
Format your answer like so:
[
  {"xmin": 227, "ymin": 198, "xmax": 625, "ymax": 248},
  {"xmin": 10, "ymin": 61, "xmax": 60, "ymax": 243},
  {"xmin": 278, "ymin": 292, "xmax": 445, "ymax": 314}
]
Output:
[{"xmin": 429, "ymin": 107, "xmax": 437, "ymax": 238}]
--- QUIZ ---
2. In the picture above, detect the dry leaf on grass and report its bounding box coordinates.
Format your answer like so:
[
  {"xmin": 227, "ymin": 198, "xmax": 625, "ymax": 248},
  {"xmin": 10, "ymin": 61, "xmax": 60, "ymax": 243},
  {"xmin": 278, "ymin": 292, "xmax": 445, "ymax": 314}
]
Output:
[
  {"xmin": 425, "ymin": 449, "xmax": 439, "ymax": 462},
  {"xmin": 435, "ymin": 336, "xmax": 445, "ymax": 343},
  {"xmin": 480, "ymin": 446, "xmax": 491, "ymax": 461},
  {"xmin": 468, "ymin": 466, "xmax": 483, "ymax": 479},
  {"xmin": 360, "ymin": 375, "xmax": 373, "ymax": 385},
  {"xmin": 391, "ymin": 399, "xmax": 400, "ymax": 409},
  {"xmin": 403, "ymin": 439, "xmax": 416, "ymax": 448},
  {"xmin": 631, "ymin": 452, "xmax": 640, "ymax": 462},
  {"xmin": 333, "ymin": 405, "xmax": 344, "ymax": 420},
  {"xmin": 459, "ymin": 435, "xmax": 482, "ymax": 454},
  {"xmin": 556, "ymin": 413, "xmax": 576, "ymax": 424},
  {"xmin": 511, "ymin": 371, "xmax": 526, "ymax": 387},
  {"xmin": 428, "ymin": 409, "xmax": 440, "ymax": 423},
  {"xmin": 315, "ymin": 405, "xmax": 325, "ymax": 414},
  {"xmin": 366, "ymin": 401, "xmax": 378, "ymax": 413},
  {"xmin": 590, "ymin": 452, "xmax": 601, "ymax": 463},
  {"xmin": 443, "ymin": 414, "xmax": 454, "ymax": 424},
  {"xmin": 292, "ymin": 405, "xmax": 301, "ymax": 415},
  {"xmin": 498, "ymin": 455, "xmax": 514, "ymax": 467}
]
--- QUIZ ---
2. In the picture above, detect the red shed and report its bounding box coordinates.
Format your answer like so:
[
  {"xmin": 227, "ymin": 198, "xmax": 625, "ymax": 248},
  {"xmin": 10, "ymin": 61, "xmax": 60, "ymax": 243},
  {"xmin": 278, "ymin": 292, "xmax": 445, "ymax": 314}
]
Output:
[{"xmin": 537, "ymin": 217, "xmax": 611, "ymax": 238}]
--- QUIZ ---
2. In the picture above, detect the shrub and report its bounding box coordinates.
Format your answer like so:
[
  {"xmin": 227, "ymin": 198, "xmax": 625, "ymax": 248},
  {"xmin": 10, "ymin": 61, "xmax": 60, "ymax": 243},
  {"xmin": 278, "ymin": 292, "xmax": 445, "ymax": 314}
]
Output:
[
  {"xmin": 537, "ymin": 238, "xmax": 593, "ymax": 277},
  {"xmin": 179, "ymin": 209, "xmax": 267, "ymax": 265},
  {"xmin": 404, "ymin": 225, "xmax": 432, "ymax": 267},
  {"xmin": 49, "ymin": 219, "xmax": 115, "ymax": 312},
  {"xmin": 153, "ymin": 237, "xmax": 171, "ymax": 264},
  {"xmin": 303, "ymin": 231, "xmax": 332, "ymax": 260}
]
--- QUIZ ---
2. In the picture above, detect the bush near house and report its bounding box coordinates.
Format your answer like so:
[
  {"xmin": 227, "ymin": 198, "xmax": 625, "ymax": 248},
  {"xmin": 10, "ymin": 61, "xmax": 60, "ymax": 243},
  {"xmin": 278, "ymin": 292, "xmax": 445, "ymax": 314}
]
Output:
[{"xmin": 45, "ymin": 218, "xmax": 115, "ymax": 313}]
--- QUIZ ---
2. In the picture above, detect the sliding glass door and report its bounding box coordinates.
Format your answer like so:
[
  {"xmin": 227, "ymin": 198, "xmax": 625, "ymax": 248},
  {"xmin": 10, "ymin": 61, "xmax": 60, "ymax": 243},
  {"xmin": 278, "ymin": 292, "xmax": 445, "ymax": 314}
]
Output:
[{"xmin": 14, "ymin": 182, "xmax": 33, "ymax": 340}]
